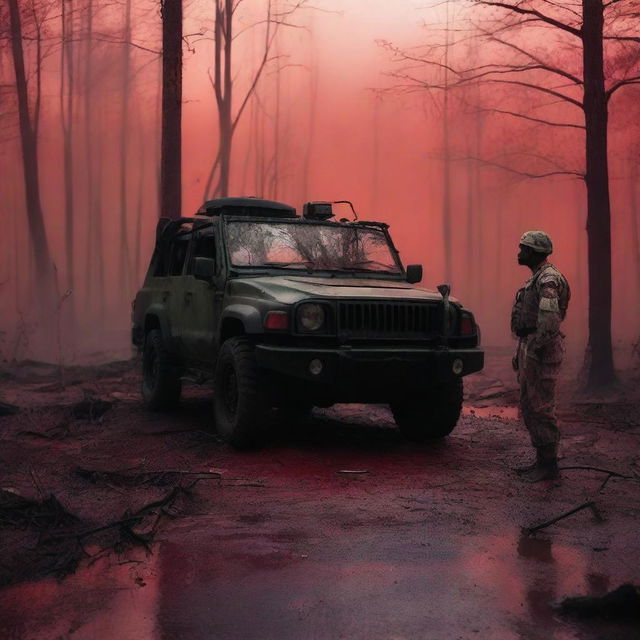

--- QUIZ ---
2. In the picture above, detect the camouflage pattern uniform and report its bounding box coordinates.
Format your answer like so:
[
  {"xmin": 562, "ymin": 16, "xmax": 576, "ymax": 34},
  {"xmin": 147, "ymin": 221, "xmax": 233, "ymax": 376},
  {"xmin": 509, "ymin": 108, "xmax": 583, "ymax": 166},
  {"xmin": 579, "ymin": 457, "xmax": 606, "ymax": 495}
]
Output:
[{"xmin": 511, "ymin": 233, "xmax": 570, "ymax": 459}]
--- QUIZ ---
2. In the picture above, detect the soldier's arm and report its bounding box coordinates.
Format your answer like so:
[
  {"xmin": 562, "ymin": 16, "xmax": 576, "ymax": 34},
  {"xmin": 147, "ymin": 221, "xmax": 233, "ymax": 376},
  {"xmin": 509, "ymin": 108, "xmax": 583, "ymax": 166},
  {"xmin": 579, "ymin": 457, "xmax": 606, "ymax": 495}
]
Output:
[{"xmin": 535, "ymin": 277, "xmax": 562, "ymax": 347}]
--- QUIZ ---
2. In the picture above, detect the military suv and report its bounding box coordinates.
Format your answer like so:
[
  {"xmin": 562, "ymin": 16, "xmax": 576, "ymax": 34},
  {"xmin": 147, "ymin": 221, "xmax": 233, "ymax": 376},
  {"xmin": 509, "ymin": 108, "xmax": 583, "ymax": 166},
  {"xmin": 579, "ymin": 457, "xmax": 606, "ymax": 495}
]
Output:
[{"xmin": 132, "ymin": 197, "xmax": 484, "ymax": 447}]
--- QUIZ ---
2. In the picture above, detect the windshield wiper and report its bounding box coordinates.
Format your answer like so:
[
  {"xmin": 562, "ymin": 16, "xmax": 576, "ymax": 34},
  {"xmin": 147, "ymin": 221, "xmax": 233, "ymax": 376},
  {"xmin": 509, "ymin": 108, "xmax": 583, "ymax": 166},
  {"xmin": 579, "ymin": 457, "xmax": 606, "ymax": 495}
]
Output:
[
  {"xmin": 262, "ymin": 260, "xmax": 315, "ymax": 271},
  {"xmin": 346, "ymin": 259, "xmax": 396, "ymax": 271}
]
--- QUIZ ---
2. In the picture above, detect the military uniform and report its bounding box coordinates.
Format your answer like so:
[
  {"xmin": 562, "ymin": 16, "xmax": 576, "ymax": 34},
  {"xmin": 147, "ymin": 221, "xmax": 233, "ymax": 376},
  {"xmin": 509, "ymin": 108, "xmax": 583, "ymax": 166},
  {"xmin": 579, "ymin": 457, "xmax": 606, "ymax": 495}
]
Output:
[{"xmin": 511, "ymin": 231, "xmax": 570, "ymax": 481}]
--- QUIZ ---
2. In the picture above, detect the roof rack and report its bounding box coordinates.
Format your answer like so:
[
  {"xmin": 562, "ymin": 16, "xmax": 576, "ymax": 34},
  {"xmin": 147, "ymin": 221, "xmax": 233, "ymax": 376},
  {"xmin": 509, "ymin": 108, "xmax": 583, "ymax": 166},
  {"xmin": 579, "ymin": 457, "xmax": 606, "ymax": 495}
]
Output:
[{"xmin": 198, "ymin": 197, "xmax": 297, "ymax": 218}]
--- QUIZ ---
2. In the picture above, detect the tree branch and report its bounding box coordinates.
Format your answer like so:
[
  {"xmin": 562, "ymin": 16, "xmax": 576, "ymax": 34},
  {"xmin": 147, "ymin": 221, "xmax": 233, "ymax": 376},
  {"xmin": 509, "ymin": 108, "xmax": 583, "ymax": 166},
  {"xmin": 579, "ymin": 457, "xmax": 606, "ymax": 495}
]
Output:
[
  {"xmin": 478, "ymin": 106, "xmax": 585, "ymax": 129},
  {"xmin": 464, "ymin": 155, "xmax": 583, "ymax": 180},
  {"xmin": 606, "ymin": 75, "xmax": 640, "ymax": 100},
  {"xmin": 473, "ymin": 0, "xmax": 581, "ymax": 38}
]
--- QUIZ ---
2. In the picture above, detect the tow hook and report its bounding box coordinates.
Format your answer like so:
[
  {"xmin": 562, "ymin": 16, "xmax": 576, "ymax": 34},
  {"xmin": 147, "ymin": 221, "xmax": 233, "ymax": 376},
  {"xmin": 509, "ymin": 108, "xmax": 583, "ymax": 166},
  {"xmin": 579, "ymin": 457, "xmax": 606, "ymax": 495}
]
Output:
[{"xmin": 437, "ymin": 283, "xmax": 451, "ymax": 346}]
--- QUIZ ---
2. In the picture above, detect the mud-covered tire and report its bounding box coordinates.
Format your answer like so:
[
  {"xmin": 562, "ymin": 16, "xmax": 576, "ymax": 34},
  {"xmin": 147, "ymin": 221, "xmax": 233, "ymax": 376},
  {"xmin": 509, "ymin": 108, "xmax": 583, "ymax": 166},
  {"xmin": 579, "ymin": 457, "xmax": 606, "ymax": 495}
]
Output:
[
  {"xmin": 141, "ymin": 329, "xmax": 182, "ymax": 410},
  {"xmin": 213, "ymin": 337, "xmax": 269, "ymax": 449},
  {"xmin": 390, "ymin": 378, "xmax": 463, "ymax": 441}
]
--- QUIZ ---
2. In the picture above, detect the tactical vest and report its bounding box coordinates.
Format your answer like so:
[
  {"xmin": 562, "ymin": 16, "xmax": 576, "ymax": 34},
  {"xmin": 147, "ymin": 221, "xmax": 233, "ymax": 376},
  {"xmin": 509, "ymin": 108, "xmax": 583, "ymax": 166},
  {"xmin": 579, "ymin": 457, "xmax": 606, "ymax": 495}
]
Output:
[{"xmin": 511, "ymin": 264, "xmax": 569, "ymax": 337}]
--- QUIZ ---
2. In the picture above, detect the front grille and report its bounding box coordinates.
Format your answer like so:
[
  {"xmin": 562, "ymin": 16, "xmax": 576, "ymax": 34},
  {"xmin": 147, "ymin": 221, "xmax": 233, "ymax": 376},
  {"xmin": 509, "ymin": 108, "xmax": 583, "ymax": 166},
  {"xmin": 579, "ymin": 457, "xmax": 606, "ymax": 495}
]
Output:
[{"xmin": 337, "ymin": 301, "xmax": 442, "ymax": 339}]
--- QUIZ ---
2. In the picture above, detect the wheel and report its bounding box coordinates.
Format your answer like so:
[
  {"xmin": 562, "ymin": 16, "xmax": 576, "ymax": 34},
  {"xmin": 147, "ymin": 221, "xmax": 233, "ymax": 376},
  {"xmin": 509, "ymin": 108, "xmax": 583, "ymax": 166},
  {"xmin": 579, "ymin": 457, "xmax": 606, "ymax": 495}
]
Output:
[
  {"xmin": 213, "ymin": 337, "xmax": 269, "ymax": 448},
  {"xmin": 390, "ymin": 378, "xmax": 463, "ymax": 441},
  {"xmin": 141, "ymin": 329, "xmax": 182, "ymax": 410}
]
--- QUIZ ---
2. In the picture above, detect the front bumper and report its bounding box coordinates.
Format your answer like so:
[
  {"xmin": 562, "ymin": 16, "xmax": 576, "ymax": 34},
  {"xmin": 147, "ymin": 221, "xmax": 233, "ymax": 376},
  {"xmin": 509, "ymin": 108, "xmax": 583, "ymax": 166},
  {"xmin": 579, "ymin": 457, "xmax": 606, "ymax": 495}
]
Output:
[{"xmin": 255, "ymin": 344, "xmax": 484, "ymax": 386}]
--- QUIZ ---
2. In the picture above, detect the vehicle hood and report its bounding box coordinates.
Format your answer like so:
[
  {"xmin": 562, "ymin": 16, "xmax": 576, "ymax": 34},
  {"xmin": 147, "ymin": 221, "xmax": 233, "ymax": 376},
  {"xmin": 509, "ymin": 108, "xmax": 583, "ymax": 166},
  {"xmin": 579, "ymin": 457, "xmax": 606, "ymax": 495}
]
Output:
[{"xmin": 228, "ymin": 275, "xmax": 448, "ymax": 304}]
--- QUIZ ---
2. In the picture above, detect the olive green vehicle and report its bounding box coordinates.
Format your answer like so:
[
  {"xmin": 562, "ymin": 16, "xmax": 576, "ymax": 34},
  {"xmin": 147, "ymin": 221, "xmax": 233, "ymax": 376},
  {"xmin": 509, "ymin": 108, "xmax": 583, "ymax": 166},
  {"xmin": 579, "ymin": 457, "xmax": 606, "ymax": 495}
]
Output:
[{"xmin": 132, "ymin": 197, "xmax": 484, "ymax": 448}]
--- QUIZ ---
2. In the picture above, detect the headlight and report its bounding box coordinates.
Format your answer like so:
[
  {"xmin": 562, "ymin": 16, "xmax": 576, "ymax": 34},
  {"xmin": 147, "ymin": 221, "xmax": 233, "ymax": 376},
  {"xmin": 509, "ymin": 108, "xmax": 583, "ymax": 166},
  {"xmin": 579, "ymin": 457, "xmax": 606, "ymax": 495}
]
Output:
[{"xmin": 297, "ymin": 303, "xmax": 326, "ymax": 332}]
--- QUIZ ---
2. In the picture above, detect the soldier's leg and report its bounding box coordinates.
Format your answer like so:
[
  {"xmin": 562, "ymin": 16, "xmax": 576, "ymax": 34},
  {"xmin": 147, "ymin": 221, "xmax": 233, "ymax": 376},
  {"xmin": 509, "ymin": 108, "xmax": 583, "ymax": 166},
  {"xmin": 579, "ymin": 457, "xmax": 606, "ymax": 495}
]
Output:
[
  {"xmin": 520, "ymin": 358, "xmax": 561, "ymax": 482},
  {"xmin": 515, "ymin": 352, "xmax": 540, "ymax": 473}
]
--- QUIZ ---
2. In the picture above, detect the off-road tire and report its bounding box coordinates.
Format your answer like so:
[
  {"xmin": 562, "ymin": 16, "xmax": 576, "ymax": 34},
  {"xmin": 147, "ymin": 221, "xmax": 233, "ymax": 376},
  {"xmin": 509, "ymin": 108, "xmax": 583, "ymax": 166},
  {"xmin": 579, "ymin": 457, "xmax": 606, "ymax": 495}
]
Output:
[
  {"xmin": 141, "ymin": 329, "xmax": 182, "ymax": 410},
  {"xmin": 213, "ymin": 337, "xmax": 269, "ymax": 449},
  {"xmin": 390, "ymin": 378, "xmax": 463, "ymax": 441}
]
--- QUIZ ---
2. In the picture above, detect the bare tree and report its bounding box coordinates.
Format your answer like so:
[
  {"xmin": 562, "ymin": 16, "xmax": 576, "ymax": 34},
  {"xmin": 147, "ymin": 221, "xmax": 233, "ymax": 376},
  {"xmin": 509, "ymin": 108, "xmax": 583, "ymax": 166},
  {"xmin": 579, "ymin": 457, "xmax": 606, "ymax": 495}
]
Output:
[
  {"xmin": 160, "ymin": 0, "xmax": 182, "ymax": 220},
  {"xmin": 7, "ymin": 0, "xmax": 56, "ymax": 308},
  {"xmin": 118, "ymin": 0, "xmax": 133, "ymax": 293},
  {"xmin": 60, "ymin": 0, "xmax": 75, "ymax": 292},
  {"xmin": 385, "ymin": 0, "xmax": 640, "ymax": 388},
  {"xmin": 203, "ymin": 0, "xmax": 309, "ymax": 200}
]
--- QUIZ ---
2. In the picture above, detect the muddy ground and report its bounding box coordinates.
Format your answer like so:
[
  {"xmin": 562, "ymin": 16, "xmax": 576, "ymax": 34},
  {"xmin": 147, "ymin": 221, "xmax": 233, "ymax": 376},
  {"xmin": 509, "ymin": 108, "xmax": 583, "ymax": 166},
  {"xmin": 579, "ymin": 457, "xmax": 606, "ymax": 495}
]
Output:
[{"xmin": 0, "ymin": 348, "xmax": 639, "ymax": 640}]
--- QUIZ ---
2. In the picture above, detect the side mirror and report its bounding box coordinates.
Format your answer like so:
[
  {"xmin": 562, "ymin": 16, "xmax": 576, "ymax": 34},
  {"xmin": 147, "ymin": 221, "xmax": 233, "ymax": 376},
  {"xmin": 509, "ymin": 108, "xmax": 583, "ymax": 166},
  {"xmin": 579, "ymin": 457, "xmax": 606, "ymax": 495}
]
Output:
[
  {"xmin": 406, "ymin": 264, "xmax": 423, "ymax": 284},
  {"xmin": 194, "ymin": 256, "xmax": 215, "ymax": 281}
]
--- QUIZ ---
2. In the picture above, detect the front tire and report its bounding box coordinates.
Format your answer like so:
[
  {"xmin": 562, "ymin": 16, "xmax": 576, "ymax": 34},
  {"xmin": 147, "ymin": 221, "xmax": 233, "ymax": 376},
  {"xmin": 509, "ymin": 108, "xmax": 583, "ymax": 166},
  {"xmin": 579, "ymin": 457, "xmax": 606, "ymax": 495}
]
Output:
[
  {"xmin": 213, "ymin": 337, "xmax": 269, "ymax": 449},
  {"xmin": 141, "ymin": 329, "xmax": 182, "ymax": 410},
  {"xmin": 390, "ymin": 378, "xmax": 463, "ymax": 441}
]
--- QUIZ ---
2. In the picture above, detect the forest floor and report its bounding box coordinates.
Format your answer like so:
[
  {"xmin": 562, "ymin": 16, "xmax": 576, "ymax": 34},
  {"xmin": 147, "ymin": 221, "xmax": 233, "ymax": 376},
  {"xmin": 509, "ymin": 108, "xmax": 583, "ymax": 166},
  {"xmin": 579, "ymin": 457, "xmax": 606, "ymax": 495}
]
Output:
[{"xmin": 0, "ymin": 348, "xmax": 639, "ymax": 640}]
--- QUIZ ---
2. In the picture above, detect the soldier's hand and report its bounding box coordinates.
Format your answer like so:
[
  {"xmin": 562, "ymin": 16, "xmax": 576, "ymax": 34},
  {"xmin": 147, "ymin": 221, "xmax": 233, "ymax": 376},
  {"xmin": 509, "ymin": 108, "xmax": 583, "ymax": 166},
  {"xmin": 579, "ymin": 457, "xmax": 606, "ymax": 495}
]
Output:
[{"xmin": 512, "ymin": 354, "xmax": 518, "ymax": 372}]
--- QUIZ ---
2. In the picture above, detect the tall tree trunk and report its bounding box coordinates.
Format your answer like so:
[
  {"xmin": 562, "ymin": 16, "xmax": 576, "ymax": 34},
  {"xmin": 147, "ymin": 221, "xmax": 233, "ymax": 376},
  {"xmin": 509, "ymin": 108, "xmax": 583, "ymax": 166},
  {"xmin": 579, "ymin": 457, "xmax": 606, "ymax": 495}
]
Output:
[
  {"xmin": 302, "ymin": 35, "xmax": 318, "ymax": 202},
  {"xmin": 370, "ymin": 94, "xmax": 380, "ymax": 219},
  {"xmin": 630, "ymin": 151, "xmax": 640, "ymax": 326},
  {"xmin": 118, "ymin": 0, "xmax": 132, "ymax": 295},
  {"xmin": 8, "ymin": 0, "xmax": 55, "ymax": 304},
  {"xmin": 83, "ymin": 0, "xmax": 95, "ymax": 308},
  {"xmin": 270, "ymin": 50, "xmax": 282, "ymax": 200},
  {"xmin": 61, "ymin": 0, "xmax": 75, "ymax": 292},
  {"xmin": 216, "ymin": 0, "xmax": 233, "ymax": 198},
  {"xmin": 441, "ymin": 0, "xmax": 452, "ymax": 283},
  {"xmin": 160, "ymin": 0, "xmax": 182, "ymax": 219},
  {"xmin": 582, "ymin": 0, "xmax": 616, "ymax": 387}
]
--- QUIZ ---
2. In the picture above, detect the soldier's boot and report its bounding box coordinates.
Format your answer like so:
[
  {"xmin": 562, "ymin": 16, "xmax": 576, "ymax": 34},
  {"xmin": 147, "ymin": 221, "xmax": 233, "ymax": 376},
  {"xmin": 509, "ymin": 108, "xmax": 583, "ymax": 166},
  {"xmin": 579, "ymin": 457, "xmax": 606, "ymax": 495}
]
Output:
[
  {"xmin": 520, "ymin": 445, "xmax": 559, "ymax": 483},
  {"xmin": 514, "ymin": 449, "xmax": 543, "ymax": 474}
]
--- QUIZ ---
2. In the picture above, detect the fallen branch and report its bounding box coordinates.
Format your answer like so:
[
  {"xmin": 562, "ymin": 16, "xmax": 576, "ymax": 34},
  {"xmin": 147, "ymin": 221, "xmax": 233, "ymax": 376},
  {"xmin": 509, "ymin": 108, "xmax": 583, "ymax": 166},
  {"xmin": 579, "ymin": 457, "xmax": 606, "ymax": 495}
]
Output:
[
  {"xmin": 0, "ymin": 401, "xmax": 19, "ymax": 416},
  {"xmin": 524, "ymin": 501, "xmax": 604, "ymax": 535},
  {"xmin": 558, "ymin": 466, "xmax": 633, "ymax": 479}
]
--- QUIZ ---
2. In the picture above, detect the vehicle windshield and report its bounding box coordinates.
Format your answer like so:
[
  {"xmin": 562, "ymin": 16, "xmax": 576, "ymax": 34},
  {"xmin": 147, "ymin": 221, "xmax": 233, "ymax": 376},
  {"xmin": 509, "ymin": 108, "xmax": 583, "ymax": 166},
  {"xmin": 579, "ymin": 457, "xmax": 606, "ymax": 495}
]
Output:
[{"xmin": 225, "ymin": 220, "xmax": 402, "ymax": 274}]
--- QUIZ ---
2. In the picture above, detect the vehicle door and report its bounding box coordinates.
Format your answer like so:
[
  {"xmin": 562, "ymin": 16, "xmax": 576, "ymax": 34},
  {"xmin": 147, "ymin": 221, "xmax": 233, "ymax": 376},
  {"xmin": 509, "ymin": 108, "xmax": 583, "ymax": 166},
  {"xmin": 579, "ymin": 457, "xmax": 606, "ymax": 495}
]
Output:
[
  {"xmin": 160, "ymin": 229, "xmax": 192, "ymax": 358},
  {"xmin": 179, "ymin": 226, "xmax": 221, "ymax": 367}
]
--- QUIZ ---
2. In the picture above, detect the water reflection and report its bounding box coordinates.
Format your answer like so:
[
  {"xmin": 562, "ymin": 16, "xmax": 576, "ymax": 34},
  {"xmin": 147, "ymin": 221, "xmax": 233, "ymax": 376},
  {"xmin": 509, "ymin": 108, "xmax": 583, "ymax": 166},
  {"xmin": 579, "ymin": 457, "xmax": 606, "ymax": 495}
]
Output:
[
  {"xmin": 0, "ymin": 528, "xmax": 616, "ymax": 640},
  {"xmin": 0, "ymin": 553, "xmax": 159, "ymax": 640}
]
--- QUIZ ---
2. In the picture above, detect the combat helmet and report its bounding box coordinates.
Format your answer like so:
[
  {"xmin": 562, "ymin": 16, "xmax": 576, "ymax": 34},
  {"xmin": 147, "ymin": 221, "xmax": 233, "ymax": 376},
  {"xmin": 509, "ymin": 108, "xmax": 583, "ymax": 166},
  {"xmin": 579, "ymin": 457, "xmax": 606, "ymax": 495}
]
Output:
[{"xmin": 519, "ymin": 230, "xmax": 553, "ymax": 255}]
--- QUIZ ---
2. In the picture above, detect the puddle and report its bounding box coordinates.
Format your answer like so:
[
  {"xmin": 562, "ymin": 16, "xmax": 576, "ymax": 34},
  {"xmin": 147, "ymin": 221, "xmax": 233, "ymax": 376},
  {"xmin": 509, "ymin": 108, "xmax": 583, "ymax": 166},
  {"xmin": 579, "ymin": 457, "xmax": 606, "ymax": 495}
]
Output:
[
  {"xmin": 464, "ymin": 405, "xmax": 520, "ymax": 420},
  {"xmin": 0, "ymin": 526, "xmax": 622, "ymax": 640}
]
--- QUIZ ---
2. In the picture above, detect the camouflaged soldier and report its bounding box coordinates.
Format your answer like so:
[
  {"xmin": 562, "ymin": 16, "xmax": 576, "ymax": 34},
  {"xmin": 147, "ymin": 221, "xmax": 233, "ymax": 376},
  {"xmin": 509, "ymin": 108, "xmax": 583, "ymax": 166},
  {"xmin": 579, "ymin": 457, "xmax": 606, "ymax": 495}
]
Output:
[{"xmin": 511, "ymin": 231, "xmax": 570, "ymax": 483}]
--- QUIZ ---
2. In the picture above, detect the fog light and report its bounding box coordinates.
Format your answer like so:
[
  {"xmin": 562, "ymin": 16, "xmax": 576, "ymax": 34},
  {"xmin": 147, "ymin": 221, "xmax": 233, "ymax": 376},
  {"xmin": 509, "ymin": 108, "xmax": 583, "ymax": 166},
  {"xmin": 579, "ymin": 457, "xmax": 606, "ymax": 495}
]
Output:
[
  {"xmin": 309, "ymin": 359, "xmax": 323, "ymax": 376},
  {"xmin": 452, "ymin": 358, "xmax": 464, "ymax": 375}
]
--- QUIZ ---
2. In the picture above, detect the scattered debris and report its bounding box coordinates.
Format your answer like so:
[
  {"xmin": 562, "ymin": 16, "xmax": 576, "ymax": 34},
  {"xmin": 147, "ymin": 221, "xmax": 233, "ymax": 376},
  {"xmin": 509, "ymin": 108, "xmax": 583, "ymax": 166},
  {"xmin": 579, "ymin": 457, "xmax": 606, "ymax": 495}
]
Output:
[
  {"xmin": 0, "ymin": 488, "xmax": 78, "ymax": 531},
  {"xmin": 524, "ymin": 501, "xmax": 605, "ymax": 535},
  {"xmin": 0, "ymin": 401, "xmax": 19, "ymax": 416},
  {"xmin": 74, "ymin": 467, "xmax": 222, "ymax": 489},
  {"xmin": 71, "ymin": 399, "xmax": 113, "ymax": 421},
  {"xmin": 0, "ymin": 480, "xmax": 198, "ymax": 587},
  {"xmin": 558, "ymin": 584, "xmax": 640, "ymax": 618}
]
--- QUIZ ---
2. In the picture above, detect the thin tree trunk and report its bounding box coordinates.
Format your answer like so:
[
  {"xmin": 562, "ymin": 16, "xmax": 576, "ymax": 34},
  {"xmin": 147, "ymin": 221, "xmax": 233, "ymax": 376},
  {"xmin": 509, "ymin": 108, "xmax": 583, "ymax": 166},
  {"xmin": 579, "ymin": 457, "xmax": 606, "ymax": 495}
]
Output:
[
  {"xmin": 83, "ymin": 0, "xmax": 95, "ymax": 308},
  {"xmin": 271, "ymin": 50, "xmax": 282, "ymax": 200},
  {"xmin": 216, "ymin": 0, "xmax": 233, "ymax": 198},
  {"xmin": 370, "ymin": 94, "xmax": 380, "ymax": 219},
  {"xmin": 302, "ymin": 35, "xmax": 318, "ymax": 202},
  {"xmin": 61, "ymin": 0, "xmax": 75, "ymax": 293},
  {"xmin": 160, "ymin": 0, "xmax": 182, "ymax": 219},
  {"xmin": 8, "ymin": 0, "xmax": 55, "ymax": 305},
  {"xmin": 630, "ymin": 151, "xmax": 640, "ymax": 323},
  {"xmin": 441, "ymin": 0, "xmax": 452, "ymax": 283},
  {"xmin": 582, "ymin": 0, "xmax": 616, "ymax": 387},
  {"xmin": 118, "ymin": 0, "xmax": 132, "ymax": 295}
]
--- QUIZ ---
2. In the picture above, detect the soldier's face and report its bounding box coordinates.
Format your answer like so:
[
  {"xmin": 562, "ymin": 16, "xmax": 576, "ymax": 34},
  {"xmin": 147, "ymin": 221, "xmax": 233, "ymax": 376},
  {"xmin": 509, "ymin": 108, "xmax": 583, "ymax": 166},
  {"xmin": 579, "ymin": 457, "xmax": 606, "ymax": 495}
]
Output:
[{"xmin": 517, "ymin": 244, "xmax": 530, "ymax": 265}]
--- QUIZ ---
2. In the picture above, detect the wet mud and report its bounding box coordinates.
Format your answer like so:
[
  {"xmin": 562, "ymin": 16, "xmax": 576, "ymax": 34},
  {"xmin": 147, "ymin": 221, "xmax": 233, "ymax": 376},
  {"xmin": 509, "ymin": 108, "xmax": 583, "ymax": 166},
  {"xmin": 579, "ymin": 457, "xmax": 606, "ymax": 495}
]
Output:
[{"xmin": 0, "ymin": 351, "xmax": 639, "ymax": 639}]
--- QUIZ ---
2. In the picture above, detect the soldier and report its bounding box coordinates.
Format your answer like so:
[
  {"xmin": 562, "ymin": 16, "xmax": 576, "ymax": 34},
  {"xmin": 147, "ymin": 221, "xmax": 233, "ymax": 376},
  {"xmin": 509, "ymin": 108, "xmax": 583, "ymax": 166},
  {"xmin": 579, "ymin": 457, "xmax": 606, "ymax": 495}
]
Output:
[{"xmin": 511, "ymin": 231, "xmax": 570, "ymax": 483}]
